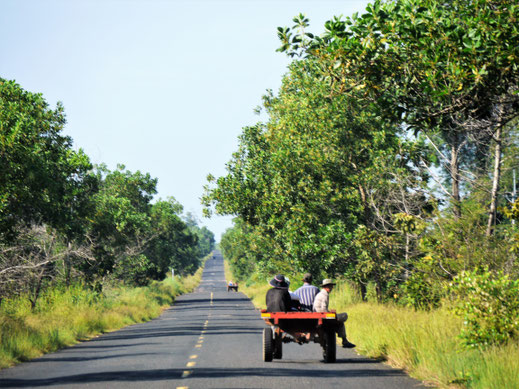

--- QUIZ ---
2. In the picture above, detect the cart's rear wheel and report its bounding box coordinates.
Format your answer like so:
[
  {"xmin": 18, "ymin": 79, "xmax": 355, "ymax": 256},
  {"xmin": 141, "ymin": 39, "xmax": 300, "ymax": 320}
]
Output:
[
  {"xmin": 273, "ymin": 333, "xmax": 283, "ymax": 359},
  {"xmin": 323, "ymin": 330, "xmax": 336, "ymax": 363},
  {"xmin": 263, "ymin": 328, "xmax": 274, "ymax": 362}
]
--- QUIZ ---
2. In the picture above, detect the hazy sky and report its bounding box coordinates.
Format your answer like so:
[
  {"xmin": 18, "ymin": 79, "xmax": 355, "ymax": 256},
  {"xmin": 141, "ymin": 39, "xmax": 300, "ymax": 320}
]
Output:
[{"xmin": 1, "ymin": 0, "xmax": 371, "ymax": 241}]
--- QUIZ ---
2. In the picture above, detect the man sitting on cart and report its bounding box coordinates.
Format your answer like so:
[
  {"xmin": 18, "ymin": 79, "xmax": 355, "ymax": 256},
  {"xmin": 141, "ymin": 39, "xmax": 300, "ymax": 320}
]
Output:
[
  {"xmin": 266, "ymin": 274, "xmax": 292, "ymax": 312},
  {"xmin": 294, "ymin": 273, "xmax": 320, "ymax": 311},
  {"xmin": 314, "ymin": 279, "xmax": 356, "ymax": 348}
]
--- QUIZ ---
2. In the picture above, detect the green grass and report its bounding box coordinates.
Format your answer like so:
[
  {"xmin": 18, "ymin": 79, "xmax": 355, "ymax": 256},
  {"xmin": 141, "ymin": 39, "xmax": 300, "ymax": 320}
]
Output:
[
  {"xmin": 230, "ymin": 265, "xmax": 519, "ymax": 389},
  {"xmin": 0, "ymin": 267, "xmax": 204, "ymax": 369},
  {"xmin": 330, "ymin": 281, "xmax": 519, "ymax": 389}
]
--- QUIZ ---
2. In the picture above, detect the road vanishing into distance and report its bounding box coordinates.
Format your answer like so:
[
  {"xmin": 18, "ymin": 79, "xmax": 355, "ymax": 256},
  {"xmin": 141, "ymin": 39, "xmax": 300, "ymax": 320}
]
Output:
[{"xmin": 0, "ymin": 251, "xmax": 424, "ymax": 389}]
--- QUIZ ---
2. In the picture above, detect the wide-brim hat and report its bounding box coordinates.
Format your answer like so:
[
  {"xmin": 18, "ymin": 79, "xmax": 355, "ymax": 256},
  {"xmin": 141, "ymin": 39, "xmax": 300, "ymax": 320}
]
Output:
[
  {"xmin": 269, "ymin": 274, "xmax": 289, "ymax": 289},
  {"xmin": 320, "ymin": 278, "xmax": 336, "ymax": 287}
]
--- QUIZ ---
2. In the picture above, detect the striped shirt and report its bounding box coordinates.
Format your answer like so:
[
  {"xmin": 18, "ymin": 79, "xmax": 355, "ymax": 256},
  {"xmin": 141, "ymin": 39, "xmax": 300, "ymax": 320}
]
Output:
[{"xmin": 294, "ymin": 283, "xmax": 320, "ymax": 311}]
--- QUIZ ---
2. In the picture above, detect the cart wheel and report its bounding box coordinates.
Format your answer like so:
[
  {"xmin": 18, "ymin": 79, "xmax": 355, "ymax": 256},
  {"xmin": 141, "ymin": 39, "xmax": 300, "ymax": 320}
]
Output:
[
  {"xmin": 323, "ymin": 330, "xmax": 336, "ymax": 363},
  {"xmin": 273, "ymin": 333, "xmax": 283, "ymax": 359},
  {"xmin": 263, "ymin": 328, "xmax": 274, "ymax": 362}
]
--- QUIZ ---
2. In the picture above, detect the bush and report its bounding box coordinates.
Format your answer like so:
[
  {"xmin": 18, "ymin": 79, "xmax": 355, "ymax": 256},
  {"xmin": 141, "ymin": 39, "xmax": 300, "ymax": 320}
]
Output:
[
  {"xmin": 401, "ymin": 271, "xmax": 444, "ymax": 310},
  {"xmin": 451, "ymin": 269, "xmax": 519, "ymax": 348}
]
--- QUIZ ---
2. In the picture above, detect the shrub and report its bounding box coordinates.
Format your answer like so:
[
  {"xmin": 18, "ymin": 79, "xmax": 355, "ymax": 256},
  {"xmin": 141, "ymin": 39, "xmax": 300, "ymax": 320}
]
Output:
[
  {"xmin": 450, "ymin": 269, "xmax": 519, "ymax": 348},
  {"xmin": 401, "ymin": 271, "xmax": 444, "ymax": 310}
]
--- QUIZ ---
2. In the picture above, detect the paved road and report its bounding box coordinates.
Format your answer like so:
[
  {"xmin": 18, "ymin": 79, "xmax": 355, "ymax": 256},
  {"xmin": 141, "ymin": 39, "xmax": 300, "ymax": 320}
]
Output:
[{"xmin": 0, "ymin": 251, "xmax": 425, "ymax": 388}]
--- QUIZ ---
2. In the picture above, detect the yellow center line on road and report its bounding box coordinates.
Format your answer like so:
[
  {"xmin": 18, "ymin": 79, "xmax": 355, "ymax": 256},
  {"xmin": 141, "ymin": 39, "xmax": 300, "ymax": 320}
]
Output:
[
  {"xmin": 186, "ymin": 361, "xmax": 196, "ymax": 367},
  {"xmin": 176, "ymin": 387, "xmax": 188, "ymax": 389},
  {"xmin": 195, "ymin": 344, "xmax": 202, "ymax": 348},
  {"xmin": 181, "ymin": 370, "xmax": 192, "ymax": 378},
  {"xmin": 189, "ymin": 355, "xmax": 198, "ymax": 359}
]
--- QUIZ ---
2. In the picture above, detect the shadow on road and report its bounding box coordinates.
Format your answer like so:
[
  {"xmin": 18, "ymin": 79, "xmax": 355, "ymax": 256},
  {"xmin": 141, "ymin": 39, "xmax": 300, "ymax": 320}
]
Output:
[
  {"xmin": 0, "ymin": 364, "xmax": 409, "ymax": 387},
  {"xmin": 28, "ymin": 353, "xmax": 162, "ymax": 363}
]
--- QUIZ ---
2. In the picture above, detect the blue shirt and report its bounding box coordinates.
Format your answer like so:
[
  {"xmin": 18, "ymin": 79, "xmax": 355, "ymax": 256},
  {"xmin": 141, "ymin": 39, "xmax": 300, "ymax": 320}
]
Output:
[{"xmin": 294, "ymin": 283, "xmax": 320, "ymax": 311}]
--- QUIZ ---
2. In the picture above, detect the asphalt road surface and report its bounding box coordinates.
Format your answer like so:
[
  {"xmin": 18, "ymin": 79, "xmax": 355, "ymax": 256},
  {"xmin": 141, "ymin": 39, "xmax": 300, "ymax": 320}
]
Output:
[{"xmin": 0, "ymin": 251, "xmax": 425, "ymax": 388}]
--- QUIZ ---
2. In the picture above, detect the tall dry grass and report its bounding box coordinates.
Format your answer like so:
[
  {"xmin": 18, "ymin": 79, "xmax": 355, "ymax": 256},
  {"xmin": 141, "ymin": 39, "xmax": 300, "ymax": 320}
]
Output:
[
  {"xmin": 0, "ymin": 267, "xmax": 204, "ymax": 369},
  {"xmin": 330, "ymin": 281, "xmax": 519, "ymax": 389}
]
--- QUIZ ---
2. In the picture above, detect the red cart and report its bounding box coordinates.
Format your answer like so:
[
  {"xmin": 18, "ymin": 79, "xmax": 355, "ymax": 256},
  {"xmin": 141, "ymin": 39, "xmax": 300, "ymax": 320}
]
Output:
[{"xmin": 260, "ymin": 310, "xmax": 338, "ymax": 363}]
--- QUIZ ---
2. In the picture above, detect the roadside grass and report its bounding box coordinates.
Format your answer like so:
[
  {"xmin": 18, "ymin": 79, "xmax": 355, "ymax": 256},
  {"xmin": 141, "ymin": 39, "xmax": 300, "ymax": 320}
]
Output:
[
  {"xmin": 228, "ymin": 264, "xmax": 519, "ymax": 389},
  {"xmin": 330, "ymin": 281, "xmax": 519, "ymax": 389},
  {"xmin": 0, "ymin": 266, "xmax": 204, "ymax": 369}
]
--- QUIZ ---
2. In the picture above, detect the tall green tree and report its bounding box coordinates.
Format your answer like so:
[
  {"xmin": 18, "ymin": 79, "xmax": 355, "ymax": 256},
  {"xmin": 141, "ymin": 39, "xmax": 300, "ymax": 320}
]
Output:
[
  {"xmin": 146, "ymin": 198, "xmax": 203, "ymax": 279},
  {"xmin": 279, "ymin": 0, "xmax": 519, "ymax": 225},
  {"xmin": 0, "ymin": 78, "xmax": 96, "ymax": 242},
  {"xmin": 204, "ymin": 59, "xmax": 431, "ymax": 295},
  {"xmin": 86, "ymin": 164, "xmax": 157, "ymax": 281}
]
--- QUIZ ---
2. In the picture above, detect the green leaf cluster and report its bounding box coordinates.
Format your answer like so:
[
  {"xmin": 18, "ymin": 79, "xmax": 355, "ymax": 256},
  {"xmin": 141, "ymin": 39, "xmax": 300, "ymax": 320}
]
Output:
[
  {"xmin": 0, "ymin": 78, "xmax": 96, "ymax": 241},
  {"xmin": 451, "ymin": 268, "xmax": 519, "ymax": 347}
]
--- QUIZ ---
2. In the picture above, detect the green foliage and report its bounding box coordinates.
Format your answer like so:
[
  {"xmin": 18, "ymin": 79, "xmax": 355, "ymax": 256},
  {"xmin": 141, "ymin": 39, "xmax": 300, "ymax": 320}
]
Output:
[
  {"xmin": 220, "ymin": 219, "xmax": 260, "ymax": 280},
  {"xmin": 86, "ymin": 166, "xmax": 205, "ymax": 285},
  {"xmin": 183, "ymin": 212, "xmax": 216, "ymax": 258},
  {"xmin": 146, "ymin": 199, "xmax": 205, "ymax": 278},
  {"xmin": 0, "ymin": 78, "xmax": 96, "ymax": 241},
  {"xmin": 279, "ymin": 0, "xmax": 519, "ymax": 227},
  {"xmin": 0, "ymin": 79, "xmax": 212, "ymax": 300},
  {"xmin": 451, "ymin": 269, "xmax": 519, "ymax": 348},
  {"xmin": 87, "ymin": 164, "xmax": 158, "ymax": 280},
  {"xmin": 419, "ymin": 199, "xmax": 514, "ymax": 278},
  {"xmin": 204, "ymin": 60, "xmax": 431, "ymax": 288},
  {"xmin": 400, "ymin": 271, "xmax": 444, "ymax": 310}
]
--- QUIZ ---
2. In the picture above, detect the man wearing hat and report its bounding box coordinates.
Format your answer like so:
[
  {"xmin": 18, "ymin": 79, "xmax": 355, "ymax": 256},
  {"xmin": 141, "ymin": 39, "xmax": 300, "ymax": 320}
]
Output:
[
  {"xmin": 266, "ymin": 274, "xmax": 292, "ymax": 312},
  {"xmin": 294, "ymin": 273, "xmax": 320, "ymax": 311},
  {"xmin": 314, "ymin": 279, "xmax": 356, "ymax": 348}
]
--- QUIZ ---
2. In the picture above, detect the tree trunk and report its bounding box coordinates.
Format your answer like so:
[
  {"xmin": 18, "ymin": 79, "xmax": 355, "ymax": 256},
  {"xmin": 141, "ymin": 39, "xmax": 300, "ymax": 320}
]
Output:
[
  {"xmin": 404, "ymin": 232, "xmax": 410, "ymax": 280},
  {"xmin": 450, "ymin": 139, "xmax": 461, "ymax": 219},
  {"xmin": 358, "ymin": 282, "xmax": 367, "ymax": 301},
  {"xmin": 29, "ymin": 271, "xmax": 44, "ymax": 310},
  {"xmin": 487, "ymin": 124, "xmax": 503, "ymax": 236},
  {"xmin": 64, "ymin": 242, "xmax": 71, "ymax": 286}
]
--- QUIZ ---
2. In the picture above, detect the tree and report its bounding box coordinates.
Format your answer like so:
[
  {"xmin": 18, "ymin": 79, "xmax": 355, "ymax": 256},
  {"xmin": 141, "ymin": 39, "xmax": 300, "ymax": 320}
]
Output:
[
  {"xmin": 183, "ymin": 212, "xmax": 216, "ymax": 258},
  {"xmin": 279, "ymin": 0, "xmax": 519, "ymax": 224},
  {"xmin": 0, "ymin": 78, "xmax": 96, "ymax": 242},
  {"xmin": 146, "ymin": 198, "xmax": 202, "ymax": 279},
  {"xmin": 204, "ymin": 59, "xmax": 431, "ymax": 296},
  {"xmin": 86, "ymin": 164, "xmax": 157, "ymax": 282}
]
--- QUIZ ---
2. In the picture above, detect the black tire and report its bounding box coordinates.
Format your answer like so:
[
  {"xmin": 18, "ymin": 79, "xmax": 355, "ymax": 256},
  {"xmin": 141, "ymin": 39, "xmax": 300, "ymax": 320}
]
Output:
[
  {"xmin": 263, "ymin": 328, "xmax": 274, "ymax": 362},
  {"xmin": 273, "ymin": 333, "xmax": 283, "ymax": 359},
  {"xmin": 323, "ymin": 330, "xmax": 336, "ymax": 363}
]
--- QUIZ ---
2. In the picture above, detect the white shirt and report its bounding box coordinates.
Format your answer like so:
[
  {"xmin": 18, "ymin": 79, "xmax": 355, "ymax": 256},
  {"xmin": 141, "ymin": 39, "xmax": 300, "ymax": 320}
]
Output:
[{"xmin": 313, "ymin": 289, "xmax": 329, "ymax": 312}]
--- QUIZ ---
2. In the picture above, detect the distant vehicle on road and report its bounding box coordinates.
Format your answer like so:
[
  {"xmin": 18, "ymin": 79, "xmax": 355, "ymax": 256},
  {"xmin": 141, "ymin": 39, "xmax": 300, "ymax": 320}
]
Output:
[{"xmin": 227, "ymin": 281, "xmax": 239, "ymax": 292}]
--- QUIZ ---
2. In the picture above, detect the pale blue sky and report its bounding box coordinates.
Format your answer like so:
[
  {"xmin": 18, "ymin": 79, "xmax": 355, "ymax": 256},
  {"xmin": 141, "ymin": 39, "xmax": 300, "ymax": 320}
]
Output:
[{"xmin": 1, "ymin": 0, "xmax": 371, "ymax": 241}]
